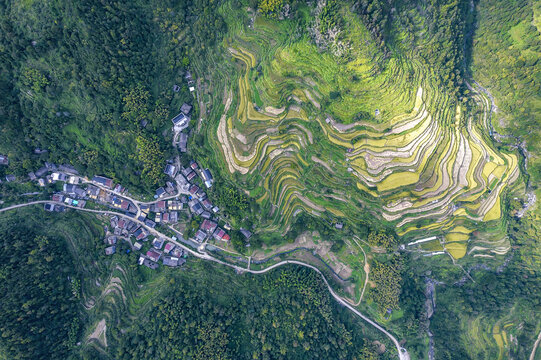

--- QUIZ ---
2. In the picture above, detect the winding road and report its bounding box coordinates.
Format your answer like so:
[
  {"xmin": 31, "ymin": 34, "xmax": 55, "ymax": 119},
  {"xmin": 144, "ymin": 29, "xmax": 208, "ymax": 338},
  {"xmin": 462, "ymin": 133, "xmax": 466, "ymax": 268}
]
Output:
[{"xmin": 0, "ymin": 200, "xmax": 409, "ymax": 360}]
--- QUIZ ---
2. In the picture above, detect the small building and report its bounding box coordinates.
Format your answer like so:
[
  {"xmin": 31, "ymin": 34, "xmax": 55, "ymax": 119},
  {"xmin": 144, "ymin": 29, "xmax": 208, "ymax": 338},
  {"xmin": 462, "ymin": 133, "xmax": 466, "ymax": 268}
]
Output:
[
  {"xmin": 63, "ymin": 184, "xmax": 77, "ymax": 195},
  {"xmin": 240, "ymin": 229, "xmax": 252, "ymax": 239},
  {"xmin": 165, "ymin": 181, "xmax": 176, "ymax": 194},
  {"xmin": 156, "ymin": 187, "xmax": 166, "ymax": 198},
  {"xmin": 107, "ymin": 236, "xmax": 117, "ymax": 245},
  {"xmin": 335, "ymin": 222, "xmax": 344, "ymax": 230},
  {"xmin": 134, "ymin": 228, "xmax": 148, "ymax": 241},
  {"xmin": 171, "ymin": 112, "xmax": 190, "ymax": 132},
  {"xmin": 152, "ymin": 238, "xmax": 164, "ymax": 250},
  {"xmin": 146, "ymin": 249, "xmax": 161, "ymax": 262},
  {"xmin": 201, "ymin": 197, "xmax": 213, "ymax": 210},
  {"xmin": 195, "ymin": 229, "xmax": 207, "ymax": 243},
  {"xmin": 169, "ymin": 211, "xmax": 178, "ymax": 223},
  {"xmin": 52, "ymin": 194, "xmax": 64, "ymax": 202},
  {"xmin": 28, "ymin": 172, "xmax": 37, "ymax": 181},
  {"xmin": 105, "ymin": 246, "xmax": 116, "ymax": 255},
  {"xmin": 52, "ymin": 172, "xmax": 68, "ymax": 182},
  {"xmin": 142, "ymin": 258, "xmax": 159, "ymax": 270},
  {"xmin": 201, "ymin": 219, "xmax": 218, "ymax": 234},
  {"xmin": 189, "ymin": 184, "xmax": 199, "ymax": 195},
  {"xmin": 161, "ymin": 212, "xmax": 170, "ymax": 223},
  {"xmin": 201, "ymin": 211, "xmax": 211, "ymax": 219},
  {"xmin": 0, "ymin": 154, "xmax": 8, "ymax": 165},
  {"xmin": 117, "ymin": 219, "xmax": 126, "ymax": 229},
  {"xmin": 196, "ymin": 189, "xmax": 206, "ymax": 200},
  {"xmin": 44, "ymin": 203, "xmax": 55, "ymax": 212},
  {"xmin": 189, "ymin": 200, "xmax": 203, "ymax": 215},
  {"xmin": 155, "ymin": 200, "xmax": 166, "ymax": 212},
  {"xmin": 167, "ymin": 201, "xmax": 182, "ymax": 211},
  {"xmin": 179, "ymin": 132, "xmax": 188, "ymax": 153},
  {"xmin": 172, "ymin": 248, "xmax": 184, "ymax": 258},
  {"xmin": 5, "ymin": 174, "xmax": 16, "ymax": 182},
  {"xmin": 87, "ymin": 185, "xmax": 100, "ymax": 199},
  {"xmin": 201, "ymin": 169, "xmax": 213, "ymax": 188},
  {"xmin": 133, "ymin": 242, "xmax": 143, "ymax": 251},
  {"xmin": 189, "ymin": 160, "xmax": 198, "ymax": 170},
  {"xmin": 164, "ymin": 242, "xmax": 176, "ymax": 254},
  {"xmin": 181, "ymin": 103, "xmax": 193, "ymax": 115},
  {"xmin": 212, "ymin": 228, "xmax": 226, "ymax": 241},
  {"xmin": 145, "ymin": 219, "xmax": 156, "ymax": 228},
  {"xmin": 140, "ymin": 204, "xmax": 150, "ymax": 214},
  {"xmin": 163, "ymin": 256, "xmax": 180, "ymax": 267},
  {"xmin": 186, "ymin": 171, "xmax": 197, "ymax": 182},
  {"xmin": 181, "ymin": 167, "xmax": 193, "ymax": 177},
  {"xmin": 93, "ymin": 175, "xmax": 114, "ymax": 188},
  {"xmin": 164, "ymin": 164, "xmax": 177, "ymax": 177}
]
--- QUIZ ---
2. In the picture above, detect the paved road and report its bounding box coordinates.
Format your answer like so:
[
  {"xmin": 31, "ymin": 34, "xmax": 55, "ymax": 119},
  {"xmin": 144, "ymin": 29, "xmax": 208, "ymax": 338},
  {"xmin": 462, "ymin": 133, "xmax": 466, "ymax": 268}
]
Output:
[{"xmin": 0, "ymin": 201, "xmax": 409, "ymax": 360}]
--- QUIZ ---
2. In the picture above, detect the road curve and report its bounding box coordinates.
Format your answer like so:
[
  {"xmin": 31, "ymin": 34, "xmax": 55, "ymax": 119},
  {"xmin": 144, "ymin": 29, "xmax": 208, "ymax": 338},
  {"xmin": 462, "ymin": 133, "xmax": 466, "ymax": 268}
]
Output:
[
  {"xmin": 246, "ymin": 260, "xmax": 409, "ymax": 360},
  {"xmin": 0, "ymin": 201, "xmax": 409, "ymax": 360}
]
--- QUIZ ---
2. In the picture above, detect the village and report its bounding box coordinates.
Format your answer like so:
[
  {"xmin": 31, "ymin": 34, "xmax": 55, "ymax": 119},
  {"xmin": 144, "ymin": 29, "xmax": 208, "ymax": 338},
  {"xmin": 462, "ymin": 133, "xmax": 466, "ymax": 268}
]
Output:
[{"xmin": 0, "ymin": 91, "xmax": 251, "ymax": 271}]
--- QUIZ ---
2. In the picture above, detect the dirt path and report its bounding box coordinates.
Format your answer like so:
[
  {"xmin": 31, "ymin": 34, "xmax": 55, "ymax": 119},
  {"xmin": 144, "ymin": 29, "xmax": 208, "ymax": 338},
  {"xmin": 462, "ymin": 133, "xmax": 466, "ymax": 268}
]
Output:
[
  {"xmin": 530, "ymin": 329, "xmax": 541, "ymax": 360},
  {"xmin": 88, "ymin": 319, "xmax": 107, "ymax": 347},
  {"xmin": 348, "ymin": 236, "xmax": 370, "ymax": 306}
]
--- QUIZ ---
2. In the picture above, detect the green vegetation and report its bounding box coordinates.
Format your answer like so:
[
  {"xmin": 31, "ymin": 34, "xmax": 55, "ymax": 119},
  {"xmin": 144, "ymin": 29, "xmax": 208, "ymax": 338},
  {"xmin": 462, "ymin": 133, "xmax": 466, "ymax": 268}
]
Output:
[
  {"xmin": 0, "ymin": 1, "xmax": 539, "ymax": 359},
  {"xmin": 116, "ymin": 265, "xmax": 383, "ymax": 360},
  {"xmin": 369, "ymin": 257, "xmax": 403, "ymax": 313},
  {"xmin": 472, "ymin": 0, "xmax": 541, "ymax": 184},
  {"xmin": 0, "ymin": 0, "xmax": 225, "ymax": 193},
  {"xmin": 0, "ymin": 230, "xmax": 80, "ymax": 359},
  {"xmin": 0, "ymin": 207, "xmax": 105, "ymax": 360}
]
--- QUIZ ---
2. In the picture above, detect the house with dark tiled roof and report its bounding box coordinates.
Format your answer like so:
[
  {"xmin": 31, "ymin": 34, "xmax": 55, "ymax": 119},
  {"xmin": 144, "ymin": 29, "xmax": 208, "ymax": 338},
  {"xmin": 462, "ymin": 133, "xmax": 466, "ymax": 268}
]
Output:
[
  {"xmin": 93, "ymin": 175, "xmax": 113, "ymax": 188},
  {"xmin": 195, "ymin": 229, "xmax": 207, "ymax": 243},
  {"xmin": 181, "ymin": 103, "xmax": 192, "ymax": 115},
  {"xmin": 240, "ymin": 229, "xmax": 252, "ymax": 239},
  {"xmin": 163, "ymin": 256, "xmax": 180, "ymax": 267},
  {"xmin": 179, "ymin": 132, "xmax": 188, "ymax": 153}
]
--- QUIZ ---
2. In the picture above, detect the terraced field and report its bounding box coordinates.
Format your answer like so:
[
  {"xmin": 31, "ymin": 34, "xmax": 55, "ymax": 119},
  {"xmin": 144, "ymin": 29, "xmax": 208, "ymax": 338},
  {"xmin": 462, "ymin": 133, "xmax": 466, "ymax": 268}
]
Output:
[{"xmin": 206, "ymin": 5, "xmax": 522, "ymax": 259}]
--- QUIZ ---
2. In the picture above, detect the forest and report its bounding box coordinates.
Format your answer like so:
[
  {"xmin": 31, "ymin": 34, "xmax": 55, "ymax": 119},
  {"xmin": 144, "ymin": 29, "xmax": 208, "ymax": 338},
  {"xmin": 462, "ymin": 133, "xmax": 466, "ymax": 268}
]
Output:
[
  {"xmin": 0, "ymin": 212, "xmax": 84, "ymax": 359},
  {"xmin": 0, "ymin": 0, "xmax": 225, "ymax": 194},
  {"xmin": 0, "ymin": 208, "xmax": 391, "ymax": 360}
]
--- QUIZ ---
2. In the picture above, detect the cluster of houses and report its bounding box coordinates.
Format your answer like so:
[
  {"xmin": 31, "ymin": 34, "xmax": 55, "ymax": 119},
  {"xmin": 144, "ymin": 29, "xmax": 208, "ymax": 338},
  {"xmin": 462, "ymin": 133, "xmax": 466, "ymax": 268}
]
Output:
[
  {"xmin": 160, "ymin": 158, "xmax": 234, "ymax": 246},
  {"xmin": 138, "ymin": 199, "xmax": 182, "ymax": 226},
  {"xmin": 103, "ymin": 214, "xmax": 187, "ymax": 269},
  {"xmin": 142, "ymin": 237, "xmax": 187, "ymax": 269}
]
